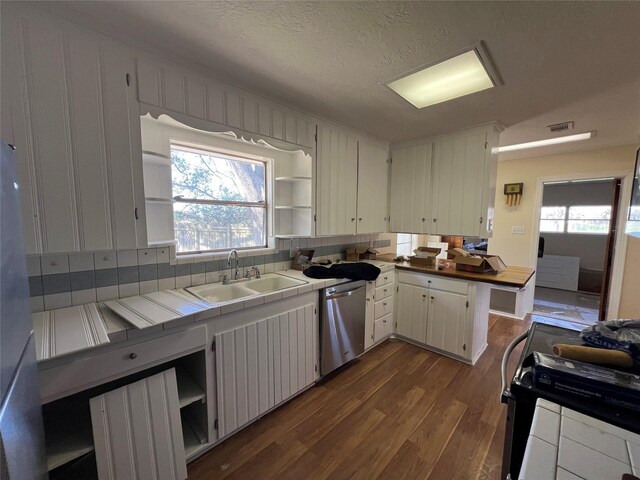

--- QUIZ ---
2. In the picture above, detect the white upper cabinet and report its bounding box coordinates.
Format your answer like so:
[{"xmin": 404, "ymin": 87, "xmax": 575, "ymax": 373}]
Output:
[
  {"xmin": 135, "ymin": 58, "xmax": 315, "ymax": 149},
  {"xmin": 0, "ymin": 6, "xmax": 146, "ymax": 253},
  {"xmin": 356, "ymin": 140, "xmax": 389, "ymax": 234},
  {"xmin": 431, "ymin": 130, "xmax": 487, "ymax": 237},
  {"xmin": 316, "ymin": 125, "xmax": 389, "ymax": 236},
  {"xmin": 389, "ymin": 143, "xmax": 432, "ymax": 233},
  {"xmin": 389, "ymin": 125, "xmax": 499, "ymax": 237},
  {"xmin": 315, "ymin": 124, "xmax": 359, "ymax": 235}
]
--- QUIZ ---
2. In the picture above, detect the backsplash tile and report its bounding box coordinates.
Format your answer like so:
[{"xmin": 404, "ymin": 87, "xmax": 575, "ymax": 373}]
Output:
[
  {"xmin": 25, "ymin": 234, "xmax": 392, "ymax": 311},
  {"xmin": 95, "ymin": 268, "xmax": 118, "ymax": 287},
  {"xmin": 94, "ymin": 251, "xmax": 117, "ymax": 270},
  {"xmin": 70, "ymin": 270, "xmax": 96, "ymax": 291},
  {"xmin": 41, "ymin": 254, "xmax": 69, "ymax": 275},
  {"xmin": 69, "ymin": 252, "xmax": 95, "ymax": 272},
  {"xmin": 42, "ymin": 273, "xmax": 71, "ymax": 295}
]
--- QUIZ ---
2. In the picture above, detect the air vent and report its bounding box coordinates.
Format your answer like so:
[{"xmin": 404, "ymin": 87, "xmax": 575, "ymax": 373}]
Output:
[{"xmin": 547, "ymin": 121, "xmax": 574, "ymax": 133}]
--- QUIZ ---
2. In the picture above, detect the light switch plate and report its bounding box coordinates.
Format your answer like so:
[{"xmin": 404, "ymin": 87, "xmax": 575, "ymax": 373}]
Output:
[{"xmin": 512, "ymin": 226, "xmax": 526, "ymax": 234}]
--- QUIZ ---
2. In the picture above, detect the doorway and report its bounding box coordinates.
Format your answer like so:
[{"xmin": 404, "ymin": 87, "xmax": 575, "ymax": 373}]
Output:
[{"xmin": 533, "ymin": 177, "xmax": 622, "ymax": 324}]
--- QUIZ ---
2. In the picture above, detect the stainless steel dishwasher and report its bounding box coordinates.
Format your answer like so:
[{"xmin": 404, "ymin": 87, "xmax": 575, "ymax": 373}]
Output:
[{"xmin": 320, "ymin": 280, "xmax": 366, "ymax": 376}]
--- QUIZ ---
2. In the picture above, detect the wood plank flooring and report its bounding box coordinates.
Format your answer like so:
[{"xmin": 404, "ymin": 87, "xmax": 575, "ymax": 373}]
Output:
[{"xmin": 188, "ymin": 314, "xmax": 530, "ymax": 480}]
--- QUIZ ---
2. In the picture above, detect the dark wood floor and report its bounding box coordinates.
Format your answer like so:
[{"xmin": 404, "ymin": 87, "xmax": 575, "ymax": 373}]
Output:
[{"xmin": 188, "ymin": 314, "xmax": 530, "ymax": 480}]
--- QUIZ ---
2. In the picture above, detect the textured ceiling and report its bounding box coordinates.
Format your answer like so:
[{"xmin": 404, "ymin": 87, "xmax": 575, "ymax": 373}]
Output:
[{"xmin": 39, "ymin": 1, "xmax": 640, "ymax": 155}]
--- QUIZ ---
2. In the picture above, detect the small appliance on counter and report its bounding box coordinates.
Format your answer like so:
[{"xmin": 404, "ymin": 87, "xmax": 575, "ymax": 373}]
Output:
[{"xmin": 500, "ymin": 319, "xmax": 640, "ymax": 480}]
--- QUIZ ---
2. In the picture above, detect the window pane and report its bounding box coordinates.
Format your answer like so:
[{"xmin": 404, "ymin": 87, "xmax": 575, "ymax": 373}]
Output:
[
  {"xmin": 540, "ymin": 219, "xmax": 564, "ymax": 233},
  {"xmin": 171, "ymin": 148, "xmax": 265, "ymax": 202},
  {"xmin": 397, "ymin": 233, "xmax": 412, "ymax": 243},
  {"xmin": 568, "ymin": 205, "xmax": 611, "ymax": 220},
  {"xmin": 631, "ymin": 206, "xmax": 640, "ymax": 221},
  {"xmin": 174, "ymin": 203, "xmax": 265, "ymax": 252},
  {"xmin": 540, "ymin": 206, "xmax": 566, "ymax": 220},
  {"xmin": 567, "ymin": 219, "xmax": 610, "ymax": 234},
  {"xmin": 397, "ymin": 242, "xmax": 413, "ymax": 256}
]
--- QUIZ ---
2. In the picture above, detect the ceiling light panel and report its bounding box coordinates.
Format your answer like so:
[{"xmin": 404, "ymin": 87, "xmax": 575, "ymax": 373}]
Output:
[
  {"xmin": 497, "ymin": 132, "xmax": 594, "ymax": 153},
  {"xmin": 385, "ymin": 48, "xmax": 496, "ymax": 109}
]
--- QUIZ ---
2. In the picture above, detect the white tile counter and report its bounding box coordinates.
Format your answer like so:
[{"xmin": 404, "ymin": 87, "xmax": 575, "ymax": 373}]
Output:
[
  {"xmin": 33, "ymin": 265, "xmax": 392, "ymax": 362},
  {"xmin": 520, "ymin": 398, "xmax": 640, "ymax": 480}
]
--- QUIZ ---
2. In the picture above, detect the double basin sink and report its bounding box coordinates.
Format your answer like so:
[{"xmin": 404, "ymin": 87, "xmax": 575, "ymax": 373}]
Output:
[{"xmin": 187, "ymin": 273, "xmax": 308, "ymax": 304}]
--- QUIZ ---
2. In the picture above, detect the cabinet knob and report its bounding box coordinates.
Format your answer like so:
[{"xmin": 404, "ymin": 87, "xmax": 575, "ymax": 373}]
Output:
[
  {"xmin": 383, "ymin": 302, "xmax": 387, "ymax": 306},
  {"xmin": 433, "ymin": 218, "xmax": 437, "ymax": 223},
  {"xmin": 430, "ymin": 296, "xmax": 434, "ymax": 300},
  {"xmin": 128, "ymin": 353, "xmax": 137, "ymax": 360},
  {"xmin": 422, "ymin": 294, "xmax": 427, "ymax": 298},
  {"xmin": 383, "ymin": 289, "xmax": 387, "ymax": 293},
  {"xmin": 384, "ymin": 276, "xmax": 388, "ymax": 280},
  {"xmin": 351, "ymin": 218, "xmax": 355, "ymax": 222},
  {"xmin": 358, "ymin": 218, "xmax": 362, "ymax": 222},
  {"xmin": 383, "ymin": 319, "xmax": 387, "ymax": 323},
  {"xmin": 421, "ymin": 218, "xmax": 426, "ymax": 222}
]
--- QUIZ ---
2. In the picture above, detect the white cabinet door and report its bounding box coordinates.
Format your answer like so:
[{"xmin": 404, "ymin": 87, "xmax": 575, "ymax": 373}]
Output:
[
  {"xmin": 373, "ymin": 313, "xmax": 393, "ymax": 343},
  {"xmin": 315, "ymin": 125, "xmax": 358, "ymax": 235},
  {"xmin": 364, "ymin": 281, "xmax": 375, "ymax": 349},
  {"xmin": 215, "ymin": 304, "xmax": 316, "ymax": 438},
  {"xmin": 90, "ymin": 368, "xmax": 187, "ymax": 480},
  {"xmin": 395, "ymin": 283, "xmax": 428, "ymax": 344},
  {"xmin": 431, "ymin": 132, "xmax": 487, "ymax": 236},
  {"xmin": 1, "ymin": 7, "xmax": 146, "ymax": 253},
  {"xmin": 101, "ymin": 46, "xmax": 148, "ymax": 249},
  {"xmin": 357, "ymin": 140, "xmax": 388, "ymax": 233},
  {"xmin": 426, "ymin": 289, "xmax": 468, "ymax": 357},
  {"xmin": 389, "ymin": 143, "xmax": 432, "ymax": 233}
]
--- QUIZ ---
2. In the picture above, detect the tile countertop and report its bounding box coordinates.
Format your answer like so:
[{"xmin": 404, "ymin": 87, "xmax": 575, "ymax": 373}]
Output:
[
  {"xmin": 520, "ymin": 398, "xmax": 640, "ymax": 480},
  {"xmin": 33, "ymin": 264, "xmax": 395, "ymax": 363},
  {"xmin": 374, "ymin": 253, "xmax": 535, "ymax": 289}
]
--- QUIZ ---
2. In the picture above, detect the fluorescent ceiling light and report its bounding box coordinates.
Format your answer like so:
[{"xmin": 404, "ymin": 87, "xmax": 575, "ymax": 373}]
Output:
[
  {"xmin": 497, "ymin": 132, "xmax": 594, "ymax": 153},
  {"xmin": 385, "ymin": 46, "xmax": 498, "ymax": 109}
]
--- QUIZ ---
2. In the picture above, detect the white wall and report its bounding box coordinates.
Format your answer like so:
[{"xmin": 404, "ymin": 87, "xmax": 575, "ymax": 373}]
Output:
[{"xmin": 488, "ymin": 144, "xmax": 636, "ymax": 267}]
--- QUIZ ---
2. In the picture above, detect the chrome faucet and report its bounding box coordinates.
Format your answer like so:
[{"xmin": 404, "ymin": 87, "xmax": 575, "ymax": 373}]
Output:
[{"xmin": 227, "ymin": 249, "xmax": 239, "ymax": 280}]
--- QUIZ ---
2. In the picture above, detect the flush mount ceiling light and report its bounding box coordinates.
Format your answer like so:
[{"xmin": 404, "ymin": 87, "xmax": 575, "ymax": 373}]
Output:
[
  {"xmin": 384, "ymin": 43, "xmax": 500, "ymax": 109},
  {"xmin": 497, "ymin": 131, "xmax": 595, "ymax": 153}
]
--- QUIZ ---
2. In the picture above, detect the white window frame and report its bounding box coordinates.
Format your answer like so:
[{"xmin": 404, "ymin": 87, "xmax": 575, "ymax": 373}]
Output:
[{"xmin": 170, "ymin": 142, "xmax": 269, "ymax": 255}]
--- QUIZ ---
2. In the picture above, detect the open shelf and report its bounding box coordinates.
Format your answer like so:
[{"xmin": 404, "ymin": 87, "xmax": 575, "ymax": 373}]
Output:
[
  {"xmin": 44, "ymin": 402, "xmax": 94, "ymax": 472},
  {"xmin": 181, "ymin": 410, "xmax": 209, "ymax": 460},
  {"xmin": 177, "ymin": 367, "xmax": 206, "ymax": 409}
]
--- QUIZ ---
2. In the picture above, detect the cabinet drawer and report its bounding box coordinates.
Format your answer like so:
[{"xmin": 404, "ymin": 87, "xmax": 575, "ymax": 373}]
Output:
[
  {"xmin": 374, "ymin": 313, "xmax": 393, "ymax": 343},
  {"xmin": 398, "ymin": 271, "xmax": 468, "ymax": 295},
  {"xmin": 375, "ymin": 284, "xmax": 393, "ymax": 301},
  {"xmin": 375, "ymin": 296, "xmax": 394, "ymax": 318},
  {"xmin": 375, "ymin": 272, "xmax": 393, "ymax": 287},
  {"xmin": 40, "ymin": 324, "xmax": 206, "ymax": 403}
]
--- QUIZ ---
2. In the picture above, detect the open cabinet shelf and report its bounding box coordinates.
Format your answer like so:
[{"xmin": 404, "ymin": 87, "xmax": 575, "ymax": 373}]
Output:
[
  {"xmin": 273, "ymin": 150, "xmax": 313, "ymax": 237},
  {"xmin": 43, "ymin": 399, "xmax": 94, "ymax": 472},
  {"xmin": 176, "ymin": 366, "xmax": 206, "ymax": 409}
]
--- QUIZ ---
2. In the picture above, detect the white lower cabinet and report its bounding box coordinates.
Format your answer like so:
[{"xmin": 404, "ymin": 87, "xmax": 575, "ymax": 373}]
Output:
[
  {"xmin": 395, "ymin": 283, "xmax": 428, "ymax": 344},
  {"xmin": 395, "ymin": 271, "xmax": 489, "ymax": 364},
  {"xmin": 214, "ymin": 303, "xmax": 317, "ymax": 438},
  {"xmin": 364, "ymin": 281, "xmax": 376, "ymax": 349},
  {"xmin": 90, "ymin": 368, "xmax": 187, "ymax": 480},
  {"xmin": 368, "ymin": 271, "xmax": 395, "ymax": 346},
  {"xmin": 426, "ymin": 289, "xmax": 468, "ymax": 357}
]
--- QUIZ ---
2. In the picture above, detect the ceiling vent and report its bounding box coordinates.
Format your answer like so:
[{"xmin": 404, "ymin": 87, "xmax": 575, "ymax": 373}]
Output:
[{"xmin": 547, "ymin": 121, "xmax": 574, "ymax": 133}]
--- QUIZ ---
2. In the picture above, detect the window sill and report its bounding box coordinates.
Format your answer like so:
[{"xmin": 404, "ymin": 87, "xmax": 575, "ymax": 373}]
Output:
[{"xmin": 171, "ymin": 247, "xmax": 278, "ymax": 265}]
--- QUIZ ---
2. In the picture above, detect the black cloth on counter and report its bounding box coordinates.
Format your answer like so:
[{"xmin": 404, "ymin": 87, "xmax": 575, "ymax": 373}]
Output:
[{"xmin": 303, "ymin": 263, "xmax": 381, "ymax": 281}]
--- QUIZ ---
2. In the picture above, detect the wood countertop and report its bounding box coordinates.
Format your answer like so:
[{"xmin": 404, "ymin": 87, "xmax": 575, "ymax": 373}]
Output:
[{"xmin": 374, "ymin": 253, "xmax": 535, "ymax": 288}]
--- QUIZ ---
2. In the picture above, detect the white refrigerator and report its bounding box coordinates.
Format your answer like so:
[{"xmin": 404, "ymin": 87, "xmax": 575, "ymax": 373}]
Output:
[{"xmin": 0, "ymin": 142, "xmax": 47, "ymax": 479}]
